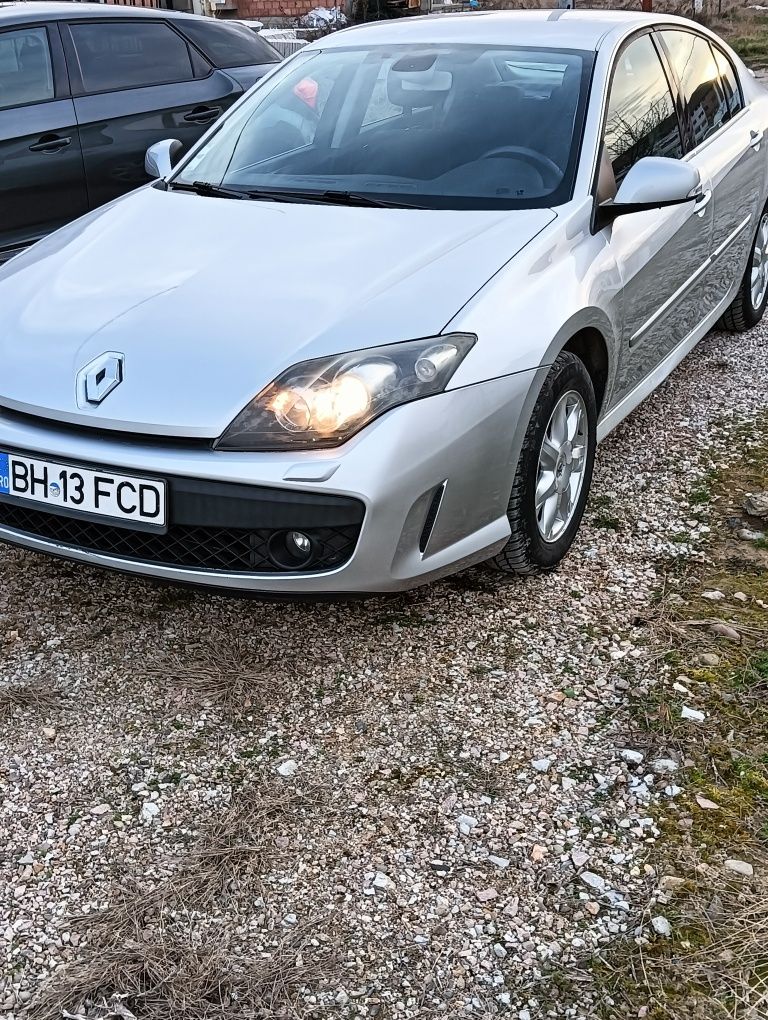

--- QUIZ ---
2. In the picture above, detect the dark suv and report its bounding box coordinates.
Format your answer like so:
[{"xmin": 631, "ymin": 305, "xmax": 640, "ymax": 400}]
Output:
[{"xmin": 0, "ymin": 2, "xmax": 282, "ymax": 260}]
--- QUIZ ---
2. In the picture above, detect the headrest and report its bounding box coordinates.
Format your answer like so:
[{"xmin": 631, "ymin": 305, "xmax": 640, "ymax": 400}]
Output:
[{"xmin": 387, "ymin": 65, "xmax": 453, "ymax": 110}]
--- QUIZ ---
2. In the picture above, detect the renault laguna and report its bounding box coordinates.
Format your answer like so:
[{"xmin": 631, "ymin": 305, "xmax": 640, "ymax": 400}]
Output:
[{"xmin": 1, "ymin": 11, "xmax": 766, "ymax": 594}]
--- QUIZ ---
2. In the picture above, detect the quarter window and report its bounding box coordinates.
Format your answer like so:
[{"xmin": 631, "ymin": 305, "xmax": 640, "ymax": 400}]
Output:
[
  {"xmin": 0, "ymin": 27, "xmax": 54, "ymax": 110},
  {"xmin": 713, "ymin": 45, "xmax": 743, "ymax": 119},
  {"xmin": 180, "ymin": 20, "xmax": 281, "ymax": 68},
  {"xmin": 604, "ymin": 34, "xmax": 683, "ymax": 185},
  {"xmin": 661, "ymin": 30, "xmax": 728, "ymax": 146},
  {"xmin": 69, "ymin": 21, "xmax": 194, "ymax": 93}
]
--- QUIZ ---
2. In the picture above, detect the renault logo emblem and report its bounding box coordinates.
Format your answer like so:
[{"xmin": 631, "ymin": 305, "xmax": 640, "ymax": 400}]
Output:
[{"xmin": 76, "ymin": 352, "xmax": 124, "ymax": 408}]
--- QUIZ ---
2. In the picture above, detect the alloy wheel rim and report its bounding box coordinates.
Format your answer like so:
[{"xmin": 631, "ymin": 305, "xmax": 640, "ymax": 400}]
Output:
[
  {"xmin": 535, "ymin": 390, "xmax": 588, "ymax": 544},
  {"xmin": 750, "ymin": 213, "xmax": 768, "ymax": 310}
]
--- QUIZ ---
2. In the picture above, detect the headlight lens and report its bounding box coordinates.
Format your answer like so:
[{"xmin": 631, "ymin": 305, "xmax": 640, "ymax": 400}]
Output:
[{"xmin": 215, "ymin": 334, "xmax": 475, "ymax": 451}]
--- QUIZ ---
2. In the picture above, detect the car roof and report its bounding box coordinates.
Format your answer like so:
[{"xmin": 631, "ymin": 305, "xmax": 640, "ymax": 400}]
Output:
[
  {"xmin": 0, "ymin": 1, "xmax": 200, "ymax": 22},
  {"xmin": 315, "ymin": 10, "xmax": 705, "ymax": 52}
]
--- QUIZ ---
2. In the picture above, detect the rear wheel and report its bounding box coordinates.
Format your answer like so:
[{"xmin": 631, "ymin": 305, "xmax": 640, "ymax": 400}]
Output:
[
  {"xmin": 719, "ymin": 206, "xmax": 768, "ymax": 332},
  {"xmin": 490, "ymin": 351, "xmax": 596, "ymax": 576}
]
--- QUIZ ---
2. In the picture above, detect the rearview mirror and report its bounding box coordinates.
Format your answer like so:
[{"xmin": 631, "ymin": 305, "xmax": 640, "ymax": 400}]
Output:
[
  {"xmin": 598, "ymin": 156, "xmax": 701, "ymax": 226},
  {"xmin": 145, "ymin": 138, "xmax": 183, "ymax": 180}
]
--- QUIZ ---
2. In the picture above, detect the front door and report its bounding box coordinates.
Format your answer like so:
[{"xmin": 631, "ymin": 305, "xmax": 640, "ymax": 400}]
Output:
[
  {"xmin": 598, "ymin": 32, "xmax": 714, "ymax": 406},
  {"xmin": 0, "ymin": 23, "xmax": 88, "ymax": 258}
]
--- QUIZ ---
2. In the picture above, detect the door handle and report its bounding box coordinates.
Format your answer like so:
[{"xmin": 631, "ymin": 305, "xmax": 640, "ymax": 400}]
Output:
[
  {"xmin": 29, "ymin": 134, "xmax": 72, "ymax": 153},
  {"xmin": 183, "ymin": 106, "xmax": 220, "ymax": 125},
  {"xmin": 749, "ymin": 128, "xmax": 764, "ymax": 151},
  {"xmin": 693, "ymin": 188, "xmax": 712, "ymax": 216}
]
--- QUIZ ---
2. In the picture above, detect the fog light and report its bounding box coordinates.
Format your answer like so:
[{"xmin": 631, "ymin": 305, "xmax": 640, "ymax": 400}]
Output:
[
  {"xmin": 267, "ymin": 529, "xmax": 315, "ymax": 570},
  {"xmin": 288, "ymin": 530, "xmax": 311, "ymax": 557}
]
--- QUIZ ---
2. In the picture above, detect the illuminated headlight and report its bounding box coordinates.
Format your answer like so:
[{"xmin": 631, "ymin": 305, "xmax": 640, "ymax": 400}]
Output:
[{"xmin": 215, "ymin": 334, "xmax": 476, "ymax": 451}]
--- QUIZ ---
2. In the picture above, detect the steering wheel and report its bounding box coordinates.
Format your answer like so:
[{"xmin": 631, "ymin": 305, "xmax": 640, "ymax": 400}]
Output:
[{"xmin": 479, "ymin": 146, "xmax": 563, "ymax": 190}]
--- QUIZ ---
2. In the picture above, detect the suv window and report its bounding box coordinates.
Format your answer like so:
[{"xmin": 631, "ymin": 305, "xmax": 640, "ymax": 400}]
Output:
[
  {"xmin": 604, "ymin": 34, "xmax": 683, "ymax": 185},
  {"xmin": 69, "ymin": 21, "xmax": 194, "ymax": 93},
  {"xmin": 713, "ymin": 45, "xmax": 744, "ymax": 120},
  {"xmin": 180, "ymin": 20, "xmax": 281, "ymax": 68},
  {"xmin": 0, "ymin": 26, "xmax": 54, "ymax": 110},
  {"xmin": 661, "ymin": 30, "xmax": 728, "ymax": 146}
]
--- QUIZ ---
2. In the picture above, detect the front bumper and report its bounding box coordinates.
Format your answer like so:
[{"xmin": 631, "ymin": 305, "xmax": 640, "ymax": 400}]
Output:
[{"xmin": 0, "ymin": 369, "xmax": 542, "ymax": 594}]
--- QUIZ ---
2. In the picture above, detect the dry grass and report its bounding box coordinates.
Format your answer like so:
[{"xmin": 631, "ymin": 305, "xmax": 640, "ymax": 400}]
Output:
[
  {"xmin": 30, "ymin": 924, "xmax": 330, "ymax": 1020},
  {"xmin": 587, "ymin": 418, "xmax": 768, "ymax": 1018},
  {"xmin": 145, "ymin": 637, "xmax": 301, "ymax": 716},
  {"xmin": 31, "ymin": 781, "xmax": 335, "ymax": 1020},
  {"xmin": 0, "ymin": 681, "xmax": 62, "ymax": 719},
  {"xmin": 78, "ymin": 781, "xmax": 329, "ymax": 941},
  {"xmin": 596, "ymin": 857, "xmax": 768, "ymax": 1019}
]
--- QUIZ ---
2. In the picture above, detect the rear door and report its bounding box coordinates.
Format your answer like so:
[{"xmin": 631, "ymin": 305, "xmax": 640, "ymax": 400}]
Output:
[
  {"xmin": 658, "ymin": 28, "xmax": 764, "ymax": 305},
  {"xmin": 61, "ymin": 17, "xmax": 242, "ymax": 209},
  {"xmin": 0, "ymin": 22, "xmax": 88, "ymax": 258}
]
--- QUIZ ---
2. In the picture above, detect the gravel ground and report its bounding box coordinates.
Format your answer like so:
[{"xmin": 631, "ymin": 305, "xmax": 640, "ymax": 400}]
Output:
[{"xmin": 1, "ymin": 322, "xmax": 767, "ymax": 1020}]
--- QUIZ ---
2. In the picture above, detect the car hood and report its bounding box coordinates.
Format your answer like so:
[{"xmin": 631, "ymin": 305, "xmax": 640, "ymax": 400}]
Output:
[{"xmin": 0, "ymin": 186, "xmax": 555, "ymax": 438}]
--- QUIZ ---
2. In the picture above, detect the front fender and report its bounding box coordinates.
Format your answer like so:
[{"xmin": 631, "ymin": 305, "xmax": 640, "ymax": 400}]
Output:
[{"xmin": 445, "ymin": 199, "xmax": 622, "ymax": 407}]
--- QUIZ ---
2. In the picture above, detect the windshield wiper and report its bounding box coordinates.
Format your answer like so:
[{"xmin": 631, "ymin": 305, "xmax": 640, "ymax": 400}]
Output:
[
  {"xmin": 170, "ymin": 181, "xmax": 421, "ymax": 208},
  {"xmin": 242, "ymin": 187, "xmax": 422, "ymax": 209},
  {"xmin": 169, "ymin": 180, "xmax": 251, "ymax": 200}
]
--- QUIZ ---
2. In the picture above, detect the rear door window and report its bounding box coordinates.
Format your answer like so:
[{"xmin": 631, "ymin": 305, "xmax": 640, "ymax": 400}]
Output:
[
  {"xmin": 69, "ymin": 21, "xmax": 194, "ymax": 93},
  {"xmin": 604, "ymin": 33, "xmax": 684, "ymax": 185},
  {"xmin": 660, "ymin": 30, "xmax": 729, "ymax": 147},
  {"xmin": 0, "ymin": 26, "xmax": 54, "ymax": 110}
]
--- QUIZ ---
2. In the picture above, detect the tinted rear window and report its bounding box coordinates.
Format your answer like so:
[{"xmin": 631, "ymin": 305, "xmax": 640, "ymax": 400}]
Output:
[
  {"xmin": 181, "ymin": 20, "xmax": 281, "ymax": 68},
  {"xmin": 70, "ymin": 21, "xmax": 194, "ymax": 92}
]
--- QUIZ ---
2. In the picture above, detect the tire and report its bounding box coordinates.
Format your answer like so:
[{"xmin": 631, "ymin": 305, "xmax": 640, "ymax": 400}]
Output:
[
  {"xmin": 490, "ymin": 351, "xmax": 597, "ymax": 576},
  {"xmin": 719, "ymin": 205, "xmax": 768, "ymax": 333}
]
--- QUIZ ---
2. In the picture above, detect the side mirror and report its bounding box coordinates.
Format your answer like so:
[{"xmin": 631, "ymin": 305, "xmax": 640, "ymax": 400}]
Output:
[
  {"xmin": 597, "ymin": 156, "xmax": 701, "ymax": 226},
  {"xmin": 145, "ymin": 138, "xmax": 183, "ymax": 180}
]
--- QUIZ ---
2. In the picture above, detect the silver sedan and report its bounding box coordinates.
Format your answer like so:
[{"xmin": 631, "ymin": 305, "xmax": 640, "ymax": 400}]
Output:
[{"xmin": 0, "ymin": 10, "xmax": 766, "ymax": 594}]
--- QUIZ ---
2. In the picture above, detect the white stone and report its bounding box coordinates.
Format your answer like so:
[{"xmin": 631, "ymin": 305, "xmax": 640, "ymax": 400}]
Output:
[
  {"xmin": 724, "ymin": 859, "xmax": 754, "ymax": 878},
  {"xmin": 488, "ymin": 855, "xmax": 510, "ymax": 869},
  {"xmin": 580, "ymin": 871, "xmax": 606, "ymax": 893},
  {"xmin": 141, "ymin": 801, "xmax": 160, "ymax": 823},
  {"xmin": 651, "ymin": 916, "xmax": 672, "ymax": 937},
  {"xmin": 276, "ymin": 759, "xmax": 298, "ymax": 777},
  {"xmin": 681, "ymin": 706, "xmax": 706, "ymax": 722},
  {"xmin": 620, "ymin": 749, "xmax": 644, "ymax": 765}
]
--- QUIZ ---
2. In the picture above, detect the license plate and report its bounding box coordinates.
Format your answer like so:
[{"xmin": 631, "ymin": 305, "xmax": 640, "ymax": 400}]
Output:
[{"xmin": 0, "ymin": 452, "xmax": 166, "ymax": 529}]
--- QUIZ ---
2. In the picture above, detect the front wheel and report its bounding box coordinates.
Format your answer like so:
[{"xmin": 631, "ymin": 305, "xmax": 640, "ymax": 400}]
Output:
[
  {"xmin": 719, "ymin": 206, "xmax": 768, "ymax": 332},
  {"xmin": 490, "ymin": 351, "xmax": 597, "ymax": 576}
]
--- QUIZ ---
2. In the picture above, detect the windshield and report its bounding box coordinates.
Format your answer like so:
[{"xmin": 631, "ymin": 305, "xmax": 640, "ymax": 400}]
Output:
[{"xmin": 173, "ymin": 43, "xmax": 594, "ymax": 210}]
